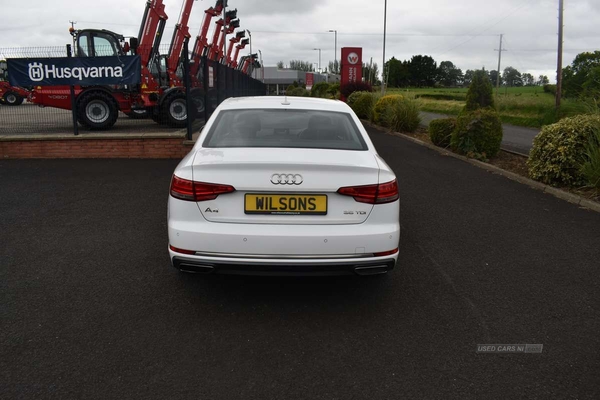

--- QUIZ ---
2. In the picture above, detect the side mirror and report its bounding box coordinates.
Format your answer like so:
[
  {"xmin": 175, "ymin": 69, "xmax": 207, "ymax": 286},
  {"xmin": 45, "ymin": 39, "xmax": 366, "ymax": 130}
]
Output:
[{"xmin": 129, "ymin": 37, "xmax": 139, "ymax": 53}]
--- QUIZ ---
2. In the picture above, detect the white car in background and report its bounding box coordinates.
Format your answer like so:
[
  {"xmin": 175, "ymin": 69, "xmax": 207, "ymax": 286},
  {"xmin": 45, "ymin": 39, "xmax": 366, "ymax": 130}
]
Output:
[{"xmin": 168, "ymin": 96, "xmax": 400, "ymax": 276}]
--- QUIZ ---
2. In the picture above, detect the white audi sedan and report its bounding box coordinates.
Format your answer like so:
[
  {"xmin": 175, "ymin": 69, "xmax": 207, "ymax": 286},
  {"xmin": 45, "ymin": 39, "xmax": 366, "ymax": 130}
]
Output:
[{"xmin": 167, "ymin": 96, "xmax": 400, "ymax": 276}]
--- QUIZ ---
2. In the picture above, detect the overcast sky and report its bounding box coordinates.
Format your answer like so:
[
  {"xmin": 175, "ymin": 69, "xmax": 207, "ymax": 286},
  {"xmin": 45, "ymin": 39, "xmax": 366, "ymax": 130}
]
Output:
[{"xmin": 1, "ymin": 0, "xmax": 599, "ymax": 82}]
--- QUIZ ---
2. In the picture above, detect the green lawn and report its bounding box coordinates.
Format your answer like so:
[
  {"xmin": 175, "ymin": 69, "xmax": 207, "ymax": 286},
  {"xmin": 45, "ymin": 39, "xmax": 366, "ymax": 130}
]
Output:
[{"xmin": 385, "ymin": 87, "xmax": 589, "ymax": 128}]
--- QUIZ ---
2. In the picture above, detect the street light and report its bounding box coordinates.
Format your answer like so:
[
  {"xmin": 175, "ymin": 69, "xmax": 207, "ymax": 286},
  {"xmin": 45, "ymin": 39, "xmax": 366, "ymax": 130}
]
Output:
[
  {"xmin": 258, "ymin": 49, "xmax": 263, "ymax": 82},
  {"xmin": 313, "ymin": 48, "xmax": 321, "ymax": 73},
  {"xmin": 328, "ymin": 30, "xmax": 337, "ymax": 74},
  {"xmin": 247, "ymin": 29, "xmax": 252, "ymax": 57},
  {"xmin": 381, "ymin": 0, "xmax": 387, "ymax": 95}
]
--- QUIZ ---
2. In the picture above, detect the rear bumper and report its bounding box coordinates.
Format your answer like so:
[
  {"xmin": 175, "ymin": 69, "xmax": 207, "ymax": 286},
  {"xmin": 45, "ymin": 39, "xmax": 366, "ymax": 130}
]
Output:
[{"xmin": 170, "ymin": 251, "xmax": 397, "ymax": 276}]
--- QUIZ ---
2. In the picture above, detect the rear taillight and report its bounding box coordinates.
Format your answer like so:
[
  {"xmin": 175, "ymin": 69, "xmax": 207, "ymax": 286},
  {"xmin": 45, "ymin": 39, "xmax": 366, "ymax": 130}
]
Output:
[
  {"xmin": 170, "ymin": 175, "xmax": 235, "ymax": 202},
  {"xmin": 337, "ymin": 179, "xmax": 399, "ymax": 204},
  {"xmin": 374, "ymin": 248, "xmax": 399, "ymax": 257},
  {"xmin": 169, "ymin": 245, "xmax": 196, "ymax": 255}
]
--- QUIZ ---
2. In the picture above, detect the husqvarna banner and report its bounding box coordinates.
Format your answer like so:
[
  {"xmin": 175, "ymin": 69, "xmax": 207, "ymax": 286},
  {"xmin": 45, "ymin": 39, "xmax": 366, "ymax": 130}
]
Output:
[{"xmin": 7, "ymin": 56, "xmax": 141, "ymax": 87}]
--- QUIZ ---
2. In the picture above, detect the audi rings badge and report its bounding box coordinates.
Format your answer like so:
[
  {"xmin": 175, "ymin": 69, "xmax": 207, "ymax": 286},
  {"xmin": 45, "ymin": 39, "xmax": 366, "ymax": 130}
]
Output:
[{"xmin": 270, "ymin": 174, "xmax": 304, "ymax": 185}]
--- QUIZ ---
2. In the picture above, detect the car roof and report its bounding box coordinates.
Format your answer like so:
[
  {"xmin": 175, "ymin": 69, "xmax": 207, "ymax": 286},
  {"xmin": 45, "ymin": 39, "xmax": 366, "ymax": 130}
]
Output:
[{"xmin": 218, "ymin": 96, "xmax": 351, "ymax": 112}]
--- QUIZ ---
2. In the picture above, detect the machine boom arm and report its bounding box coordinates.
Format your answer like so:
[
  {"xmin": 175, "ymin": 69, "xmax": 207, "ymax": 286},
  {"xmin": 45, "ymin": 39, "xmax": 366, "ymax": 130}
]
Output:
[{"xmin": 167, "ymin": 0, "xmax": 196, "ymax": 86}]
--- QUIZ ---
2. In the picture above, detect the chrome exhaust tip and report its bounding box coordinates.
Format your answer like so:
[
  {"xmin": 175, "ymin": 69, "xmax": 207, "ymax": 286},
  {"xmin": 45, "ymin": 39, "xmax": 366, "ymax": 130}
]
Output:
[
  {"xmin": 177, "ymin": 263, "xmax": 215, "ymax": 274},
  {"xmin": 353, "ymin": 265, "xmax": 390, "ymax": 276}
]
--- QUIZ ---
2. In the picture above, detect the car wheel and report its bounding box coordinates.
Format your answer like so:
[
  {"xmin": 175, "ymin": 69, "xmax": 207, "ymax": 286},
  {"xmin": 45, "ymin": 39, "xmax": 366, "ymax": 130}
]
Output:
[{"xmin": 77, "ymin": 91, "xmax": 119, "ymax": 130}]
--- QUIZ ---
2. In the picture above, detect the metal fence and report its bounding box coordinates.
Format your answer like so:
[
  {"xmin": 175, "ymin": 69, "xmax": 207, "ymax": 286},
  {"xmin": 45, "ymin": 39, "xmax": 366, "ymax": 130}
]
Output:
[{"xmin": 0, "ymin": 42, "xmax": 266, "ymax": 138}]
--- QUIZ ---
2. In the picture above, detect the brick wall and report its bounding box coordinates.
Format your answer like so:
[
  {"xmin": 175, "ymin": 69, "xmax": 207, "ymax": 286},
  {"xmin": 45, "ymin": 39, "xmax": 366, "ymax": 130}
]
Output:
[{"xmin": 0, "ymin": 137, "xmax": 192, "ymax": 159}]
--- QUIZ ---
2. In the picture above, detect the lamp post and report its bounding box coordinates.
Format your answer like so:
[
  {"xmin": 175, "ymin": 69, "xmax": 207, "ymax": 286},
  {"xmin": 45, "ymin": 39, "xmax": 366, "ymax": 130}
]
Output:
[
  {"xmin": 313, "ymin": 48, "xmax": 321, "ymax": 73},
  {"xmin": 381, "ymin": 0, "xmax": 387, "ymax": 95},
  {"xmin": 247, "ymin": 29, "xmax": 252, "ymax": 57},
  {"xmin": 328, "ymin": 30, "xmax": 337, "ymax": 73},
  {"xmin": 258, "ymin": 49, "xmax": 263, "ymax": 82}
]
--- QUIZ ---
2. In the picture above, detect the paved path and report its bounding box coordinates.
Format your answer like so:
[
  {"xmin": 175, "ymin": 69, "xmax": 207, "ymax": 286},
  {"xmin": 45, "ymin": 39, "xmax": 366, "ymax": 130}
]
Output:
[
  {"xmin": 421, "ymin": 111, "xmax": 540, "ymax": 155},
  {"xmin": 1, "ymin": 128, "xmax": 599, "ymax": 399}
]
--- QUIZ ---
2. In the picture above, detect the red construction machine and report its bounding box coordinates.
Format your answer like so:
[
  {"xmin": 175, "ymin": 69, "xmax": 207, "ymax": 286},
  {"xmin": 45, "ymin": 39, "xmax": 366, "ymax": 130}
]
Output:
[
  {"xmin": 0, "ymin": 60, "xmax": 29, "ymax": 105},
  {"xmin": 30, "ymin": 0, "xmax": 206, "ymax": 130},
  {"xmin": 230, "ymin": 38, "xmax": 249, "ymax": 69}
]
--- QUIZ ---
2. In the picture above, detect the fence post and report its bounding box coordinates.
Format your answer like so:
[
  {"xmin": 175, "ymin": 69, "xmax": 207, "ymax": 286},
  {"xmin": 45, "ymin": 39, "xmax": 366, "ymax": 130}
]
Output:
[
  {"xmin": 182, "ymin": 38, "xmax": 192, "ymax": 141},
  {"xmin": 66, "ymin": 44, "xmax": 79, "ymax": 136},
  {"xmin": 203, "ymin": 57, "xmax": 209, "ymax": 122}
]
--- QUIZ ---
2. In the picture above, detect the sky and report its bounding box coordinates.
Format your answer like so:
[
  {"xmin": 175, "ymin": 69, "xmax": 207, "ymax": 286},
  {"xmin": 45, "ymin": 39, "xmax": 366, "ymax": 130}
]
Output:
[{"xmin": 1, "ymin": 0, "xmax": 599, "ymax": 82}]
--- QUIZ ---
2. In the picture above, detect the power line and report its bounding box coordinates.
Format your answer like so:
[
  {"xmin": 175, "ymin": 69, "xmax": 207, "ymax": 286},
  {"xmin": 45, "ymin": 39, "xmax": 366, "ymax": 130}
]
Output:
[
  {"xmin": 75, "ymin": 21, "xmax": 498, "ymax": 37},
  {"xmin": 434, "ymin": 0, "xmax": 536, "ymax": 58}
]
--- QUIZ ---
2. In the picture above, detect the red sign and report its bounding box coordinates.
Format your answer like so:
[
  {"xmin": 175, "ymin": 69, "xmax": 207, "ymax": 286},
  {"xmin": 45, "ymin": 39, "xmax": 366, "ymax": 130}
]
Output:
[
  {"xmin": 341, "ymin": 47, "xmax": 363, "ymax": 100},
  {"xmin": 306, "ymin": 72, "xmax": 314, "ymax": 90}
]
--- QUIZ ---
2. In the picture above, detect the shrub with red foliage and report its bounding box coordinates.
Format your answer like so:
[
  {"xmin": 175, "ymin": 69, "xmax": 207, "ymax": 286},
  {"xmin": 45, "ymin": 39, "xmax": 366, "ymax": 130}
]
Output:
[{"xmin": 340, "ymin": 81, "xmax": 373, "ymax": 100}]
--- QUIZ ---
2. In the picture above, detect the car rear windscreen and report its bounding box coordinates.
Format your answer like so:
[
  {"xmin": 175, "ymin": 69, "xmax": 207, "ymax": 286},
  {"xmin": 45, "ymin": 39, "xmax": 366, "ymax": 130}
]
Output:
[{"xmin": 203, "ymin": 109, "xmax": 368, "ymax": 151}]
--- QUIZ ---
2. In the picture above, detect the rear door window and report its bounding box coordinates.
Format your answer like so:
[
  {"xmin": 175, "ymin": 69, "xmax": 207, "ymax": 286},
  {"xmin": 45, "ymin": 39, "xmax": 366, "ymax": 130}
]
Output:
[{"xmin": 203, "ymin": 109, "xmax": 368, "ymax": 151}]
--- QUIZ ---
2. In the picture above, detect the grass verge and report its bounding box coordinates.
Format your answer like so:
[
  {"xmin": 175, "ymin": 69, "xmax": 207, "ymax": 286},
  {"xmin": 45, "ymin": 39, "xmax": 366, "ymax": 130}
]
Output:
[{"xmin": 372, "ymin": 122, "xmax": 600, "ymax": 205}]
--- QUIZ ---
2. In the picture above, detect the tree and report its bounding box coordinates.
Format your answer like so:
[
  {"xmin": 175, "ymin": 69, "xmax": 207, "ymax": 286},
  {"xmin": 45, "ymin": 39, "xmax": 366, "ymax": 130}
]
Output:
[
  {"xmin": 328, "ymin": 60, "xmax": 340, "ymax": 74},
  {"xmin": 409, "ymin": 55, "xmax": 437, "ymax": 87},
  {"xmin": 463, "ymin": 70, "xmax": 475, "ymax": 87},
  {"xmin": 362, "ymin": 62, "xmax": 380, "ymax": 85},
  {"xmin": 383, "ymin": 57, "xmax": 400, "ymax": 87},
  {"xmin": 289, "ymin": 60, "xmax": 314, "ymax": 72},
  {"xmin": 503, "ymin": 66, "xmax": 523, "ymax": 87},
  {"xmin": 522, "ymin": 73, "xmax": 535, "ymax": 86},
  {"xmin": 488, "ymin": 70, "xmax": 503, "ymax": 87},
  {"xmin": 581, "ymin": 66, "xmax": 600, "ymax": 99},
  {"xmin": 437, "ymin": 61, "xmax": 463, "ymax": 87},
  {"xmin": 537, "ymin": 75, "xmax": 550, "ymax": 86},
  {"xmin": 276, "ymin": 60, "xmax": 285, "ymax": 69},
  {"xmin": 563, "ymin": 51, "xmax": 600, "ymax": 98},
  {"xmin": 465, "ymin": 69, "xmax": 495, "ymax": 111}
]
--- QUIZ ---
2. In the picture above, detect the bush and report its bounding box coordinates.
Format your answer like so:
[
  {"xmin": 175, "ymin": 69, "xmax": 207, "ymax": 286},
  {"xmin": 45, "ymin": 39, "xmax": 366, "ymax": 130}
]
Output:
[
  {"xmin": 311, "ymin": 82, "xmax": 330, "ymax": 98},
  {"xmin": 287, "ymin": 87, "xmax": 310, "ymax": 97},
  {"xmin": 350, "ymin": 92, "xmax": 378, "ymax": 120},
  {"xmin": 388, "ymin": 97, "xmax": 421, "ymax": 133},
  {"xmin": 347, "ymin": 91, "xmax": 365, "ymax": 107},
  {"xmin": 543, "ymin": 84, "xmax": 557, "ymax": 95},
  {"xmin": 429, "ymin": 118, "xmax": 457, "ymax": 147},
  {"xmin": 580, "ymin": 125, "xmax": 600, "ymax": 190},
  {"xmin": 340, "ymin": 81, "xmax": 373, "ymax": 100},
  {"xmin": 328, "ymin": 83, "xmax": 340, "ymax": 98},
  {"xmin": 373, "ymin": 95, "xmax": 403, "ymax": 126},
  {"xmin": 465, "ymin": 70, "xmax": 495, "ymax": 111},
  {"xmin": 528, "ymin": 114, "xmax": 600, "ymax": 186},
  {"xmin": 451, "ymin": 109, "xmax": 503, "ymax": 158}
]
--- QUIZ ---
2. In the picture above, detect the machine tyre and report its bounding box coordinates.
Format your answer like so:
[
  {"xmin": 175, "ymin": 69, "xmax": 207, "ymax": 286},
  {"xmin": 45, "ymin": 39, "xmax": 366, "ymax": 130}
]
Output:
[
  {"xmin": 3, "ymin": 91, "xmax": 24, "ymax": 106},
  {"xmin": 77, "ymin": 91, "xmax": 119, "ymax": 130},
  {"xmin": 160, "ymin": 91, "xmax": 195, "ymax": 128},
  {"xmin": 125, "ymin": 109, "xmax": 150, "ymax": 119},
  {"xmin": 190, "ymin": 88, "xmax": 205, "ymax": 114}
]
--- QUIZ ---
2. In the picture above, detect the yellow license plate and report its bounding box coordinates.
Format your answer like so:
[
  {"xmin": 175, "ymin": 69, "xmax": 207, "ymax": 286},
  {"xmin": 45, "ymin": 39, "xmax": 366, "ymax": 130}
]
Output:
[{"xmin": 245, "ymin": 194, "xmax": 328, "ymax": 215}]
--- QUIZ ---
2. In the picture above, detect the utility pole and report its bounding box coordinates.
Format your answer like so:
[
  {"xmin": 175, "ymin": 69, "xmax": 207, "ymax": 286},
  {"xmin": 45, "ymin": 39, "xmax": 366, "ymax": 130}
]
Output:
[
  {"xmin": 381, "ymin": 0, "xmax": 387, "ymax": 95},
  {"xmin": 556, "ymin": 0, "xmax": 564, "ymax": 108},
  {"xmin": 494, "ymin": 34, "xmax": 507, "ymax": 99}
]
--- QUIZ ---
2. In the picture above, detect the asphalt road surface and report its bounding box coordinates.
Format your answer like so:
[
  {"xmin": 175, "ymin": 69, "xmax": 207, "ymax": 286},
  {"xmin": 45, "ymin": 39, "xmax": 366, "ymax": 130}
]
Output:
[
  {"xmin": 1, "ymin": 125, "xmax": 599, "ymax": 399},
  {"xmin": 420, "ymin": 111, "xmax": 539, "ymax": 155}
]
